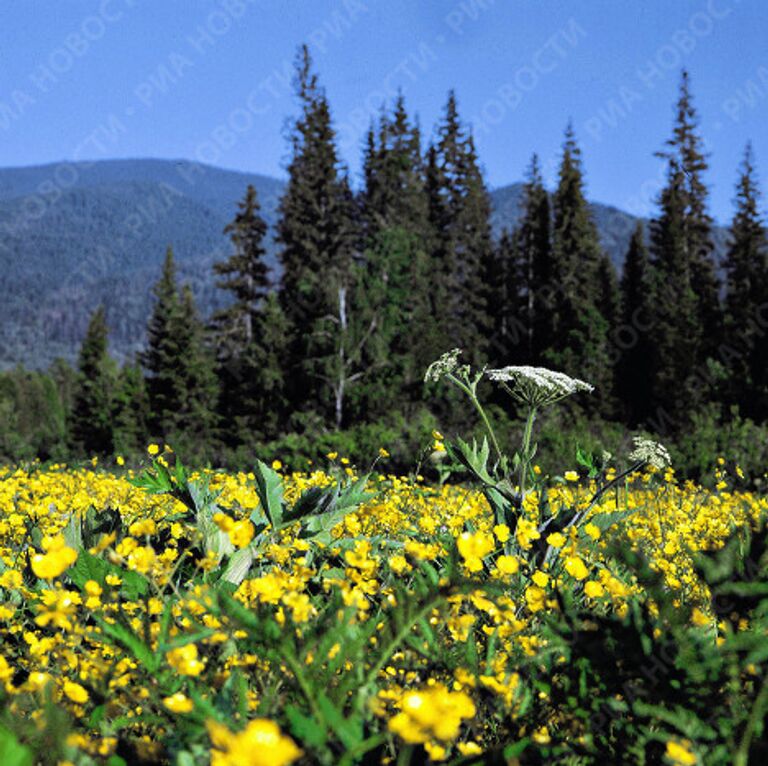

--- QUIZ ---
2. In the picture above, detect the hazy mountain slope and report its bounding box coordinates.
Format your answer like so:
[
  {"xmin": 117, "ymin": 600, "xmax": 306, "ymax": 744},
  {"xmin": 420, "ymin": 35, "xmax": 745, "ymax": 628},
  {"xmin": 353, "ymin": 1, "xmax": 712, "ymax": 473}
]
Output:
[{"xmin": 0, "ymin": 159, "xmax": 728, "ymax": 369}]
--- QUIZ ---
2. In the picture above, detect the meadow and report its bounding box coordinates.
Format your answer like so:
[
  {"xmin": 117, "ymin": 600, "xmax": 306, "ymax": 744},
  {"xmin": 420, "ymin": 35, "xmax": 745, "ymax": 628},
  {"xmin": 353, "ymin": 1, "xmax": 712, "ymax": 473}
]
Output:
[{"xmin": 1, "ymin": 360, "xmax": 768, "ymax": 765}]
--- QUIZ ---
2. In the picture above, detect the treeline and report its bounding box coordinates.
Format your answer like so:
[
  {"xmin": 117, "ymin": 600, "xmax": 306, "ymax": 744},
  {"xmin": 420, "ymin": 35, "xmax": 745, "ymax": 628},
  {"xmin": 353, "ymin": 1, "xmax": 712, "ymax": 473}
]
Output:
[{"xmin": 7, "ymin": 49, "xmax": 768, "ymax": 469}]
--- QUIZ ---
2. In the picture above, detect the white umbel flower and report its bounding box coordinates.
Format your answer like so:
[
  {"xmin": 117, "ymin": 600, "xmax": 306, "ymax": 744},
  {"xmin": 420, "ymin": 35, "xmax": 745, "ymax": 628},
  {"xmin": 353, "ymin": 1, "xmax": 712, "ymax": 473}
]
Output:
[
  {"xmin": 486, "ymin": 365, "xmax": 594, "ymax": 407},
  {"xmin": 628, "ymin": 436, "xmax": 671, "ymax": 469},
  {"xmin": 424, "ymin": 348, "xmax": 469, "ymax": 383}
]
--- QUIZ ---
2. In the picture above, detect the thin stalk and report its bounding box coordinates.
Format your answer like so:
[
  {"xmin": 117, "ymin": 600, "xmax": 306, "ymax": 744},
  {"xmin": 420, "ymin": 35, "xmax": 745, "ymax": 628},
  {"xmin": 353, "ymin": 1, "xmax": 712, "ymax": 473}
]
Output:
[
  {"xmin": 518, "ymin": 406, "xmax": 537, "ymax": 497},
  {"xmin": 447, "ymin": 373, "xmax": 503, "ymax": 463},
  {"xmin": 735, "ymin": 670, "xmax": 768, "ymax": 766}
]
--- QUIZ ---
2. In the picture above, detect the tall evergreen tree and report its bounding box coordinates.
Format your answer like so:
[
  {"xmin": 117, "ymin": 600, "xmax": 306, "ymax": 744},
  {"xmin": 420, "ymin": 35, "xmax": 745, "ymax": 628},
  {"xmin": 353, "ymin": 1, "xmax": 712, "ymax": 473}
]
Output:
[
  {"xmin": 212, "ymin": 184, "xmax": 277, "ymax": 443},
  {"xmin": 665, "ymin": 70, "xmax": 721, "ymax": 357},
  {"xmin": 143, "ymin": 248, "xmax": 218, "ymax": 448},
  {"xmin": 547, "ymin": 124, "xmax": 613, "ymax": 403},
  {"xmin": 483, "ymin": 228, "xmax": 525, "ymax": 366},
  {"xmin": 277, "ymin": 45, "xmax": 359, "ymax": 428},
  {"xmin": 213, "ymin": 184, "xmax": 270, "ymax": 350},
  {"xmin": 723, "ymin": 143, "xmax": 768, "ymax": 418},
  {"xmin": 616, "ymin": 223, "xmax": 655, "ymax": 425},
  {"xmin": 142, "ymin": 247, "xmax": 182, "ymax": 432},
  {"xmin": 112, "ymin": 360, "xmax": 150, "ymax": 456},
  {"xmin": 70, "ymin": 306, "xmax": 113, "ymax": 455},
  {"xmin": 427, "ymin": 91, "xmax": 494, "ymax": 366},
  {"xmin": 361, "ymin": 93, "xmax": 428, "ymax": 239},
  {"xmin": 517, "ymin": 154, "xmax": 551, "ymax": 362}
]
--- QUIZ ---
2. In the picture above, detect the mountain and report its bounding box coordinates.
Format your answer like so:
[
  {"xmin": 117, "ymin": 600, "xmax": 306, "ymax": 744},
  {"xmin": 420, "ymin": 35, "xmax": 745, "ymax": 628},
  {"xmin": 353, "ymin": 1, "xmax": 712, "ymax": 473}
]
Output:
[{"xmin": 0, "ymin": 158, "xmax": 729, "ymax": 369}]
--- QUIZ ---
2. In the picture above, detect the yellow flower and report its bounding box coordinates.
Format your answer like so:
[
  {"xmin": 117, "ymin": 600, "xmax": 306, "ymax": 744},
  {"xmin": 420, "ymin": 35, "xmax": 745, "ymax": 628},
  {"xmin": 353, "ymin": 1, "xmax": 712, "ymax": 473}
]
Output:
[
  {"xmin": 564, "ymin": 470, "xmax": 579, "ymax": 482},
  {"xmin": 207, "ymin": 718, "xmax": 302, "ymax": 766},
  {"xmin": 388, "ymin": 685, "xmax": 475, "ymax": 744},
  {"xmin": 116, "ymin": 455, "xmax": 125, "ymax": 466},
  {"xmin": 584, "ymin": 523, "xmax": 601, "ymax": 540},
  {"xmin": 665, "ymin": 739, "xmax": 697, "ymax": 765},
  {"xmin": 63, "ymin": 680, "xmax": 89, "ymax": 704},
  {"xmin": 546, "ymin": 532, "xmax": 566, "ymax": 548},
  {"xmin": 565, "ymin": 555, "xmax": 589, "ymax": 581},
  {"xmin": 147, "ymin": 443, "xmax": 160, "ymax": 456},
  {"xmin": 167, "ymin": 644, "xmax": 205, "ymax": 677},
  {"xmin": 271, "ymin": 460, "xmax": 282, "ymax": 471},
  {"xmin": 163, "ymin": 692, "xmax": 194, "ymax": 714},
  {"xmin": 378, "ymin": 447, "xmax": 390, "ymax": 458},
  {"xmin": 493, "ymin": 524, "xmax": 510, "ymax": 543},
  {"xmin": 31, "ymin": 535, "xmax": 78, "ymax": 579},
  {"xmin": 495, "ymin": 555, "xmax": 520, "ymax": 575},
  {"xmin": 531, "ymin": 571, "xmax": 549, "ymax": 588},
  {"xmin": 584, "ymin": 580, "xmax": 604, "ymax": 598},
  {"xmin": 457, "ymin": 531, "xmax": 495, "ymax": 572}
]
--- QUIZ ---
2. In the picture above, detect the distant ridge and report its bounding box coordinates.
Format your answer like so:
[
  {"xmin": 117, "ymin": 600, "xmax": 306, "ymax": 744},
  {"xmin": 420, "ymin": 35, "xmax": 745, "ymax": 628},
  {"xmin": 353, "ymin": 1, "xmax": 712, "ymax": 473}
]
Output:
[{"xmin": 0, "ymin": 158, "xmax": 728, "ymax": 369}]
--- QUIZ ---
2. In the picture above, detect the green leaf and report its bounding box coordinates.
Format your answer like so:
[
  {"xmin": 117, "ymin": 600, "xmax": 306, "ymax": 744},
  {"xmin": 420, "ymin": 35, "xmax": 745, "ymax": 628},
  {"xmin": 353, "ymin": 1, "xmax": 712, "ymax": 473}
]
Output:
[
  {"xmin": 316, "ymin": 692, "xmax": 363, "ymax": 749},
  {"xmin": 0, "ymin": 726, "xmax": 33, "ymax": 766},
  {"xmin": 221, "ymin": 547, "xmax": 255, "ymax": 585},
  {"xmin": 94, "ymin": 615, "xmax": 158, "ymax": 672},
  {"xmin": 285, "ymin": 705, "xmax": 328, "ymax": 748},
  {"xmin": 68, "ymin": 549, "xmax": 149, "ymax": 600},
  {"xmin": 253, "ymin": 460, "xmax": 285, "ymax": 528}
]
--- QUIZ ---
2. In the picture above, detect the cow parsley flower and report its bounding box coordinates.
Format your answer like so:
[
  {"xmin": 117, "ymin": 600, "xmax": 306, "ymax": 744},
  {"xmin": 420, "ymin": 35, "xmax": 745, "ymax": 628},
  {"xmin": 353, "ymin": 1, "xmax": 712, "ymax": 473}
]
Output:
[
  {"xmin": 424, "ymin": 348, "xmax": 469, "ymax": 383},
  {"xmin": 485, "ymin": 366, "xmax": 594, "ymax": 407},
  {"xmin": 628, "ymin": 437, "xmax": 671, "ymax": 469}
]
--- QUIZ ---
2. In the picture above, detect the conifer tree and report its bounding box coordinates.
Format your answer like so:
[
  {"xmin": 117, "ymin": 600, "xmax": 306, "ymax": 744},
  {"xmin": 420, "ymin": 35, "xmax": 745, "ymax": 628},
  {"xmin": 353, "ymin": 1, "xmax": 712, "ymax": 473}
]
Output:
[
  {"xmin": 617, "ymin": 223, "xmax": 654, "ymax": 425},
  {"xmin": 517, "ymin": 154, "xmax": 551, "ymax": 362},
  {"xmin": 142, "ymin": 247, "xmax": 182, "ymax": 432},
  {"xmin": 213, "ymin": 184, "xmax": 270, "ymax": 350},
  {"xmin": 112, "ymin": 360, "xmax": 150, "ymax": 456},
  {"xmin": 483, "ymin": 228, "xmax": 525, "ymax": 366},
  {"xmin": 427, "ymin": 92, "xmax": 494, "ymax": 366},
  {"xmin": 723, "ymin": 143, "xmax": 768, "ymax": 418},
  {"xmin": 666, "ymin": 70, "xmax": 721, "ymax": 357},
  {"xmin": 648, "ymin": 158, "xmax": 700, "ymax": 421},
  {"xmin": 212, "ymin": 184, "xmax": 275, "ymax": 443},
  {"xmin": 361, "ymin": 94, "xmax": 428, "ymax": 239},
  {"xmin": 548, "ymin": 125, "xmax": 613, "ymax": 403},
  {"xmin": 143, "ymin": 248, "xmax": 218, "ymax": 448},
  {"xmin": 70, "ymin": 306, "xmax": 113, "ymax": 455},
  {"xmin": 277, "ymin": 45, "xmax": 359, "ymax": 428}
]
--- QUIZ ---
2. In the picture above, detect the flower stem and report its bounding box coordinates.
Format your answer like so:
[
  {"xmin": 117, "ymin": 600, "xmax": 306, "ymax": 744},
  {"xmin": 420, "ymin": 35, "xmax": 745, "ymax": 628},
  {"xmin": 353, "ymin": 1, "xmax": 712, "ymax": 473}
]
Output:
[{"xmin": 519, "ymin": 406, "xmax": 537, "ymax": 497}]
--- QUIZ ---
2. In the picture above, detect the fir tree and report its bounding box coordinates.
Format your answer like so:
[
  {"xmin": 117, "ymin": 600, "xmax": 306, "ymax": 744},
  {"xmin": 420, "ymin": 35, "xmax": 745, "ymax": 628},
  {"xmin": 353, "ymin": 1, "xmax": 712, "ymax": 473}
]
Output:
[
  {"xmin": 212, "ymin": 184, "xmax": 274, "ymax": 443},
  {"xmin": 723, "ymin": 143, "xmax": 768, "ymax": 418},
  {"xmin": 427, "ymin": 91, "xmax": 494, "ymax": 366},
  {"xmin": 548, "ymin": 124, "xmax": 613, "ymax": 404},
  {"xmin": 213, "ymin": 184, "xmax": 270, "ymax": 351},
  {"xmin": 361, "ymin": 94, "xmax": 428, "ymax": 239},
  {"xmin": 277, "ymin": 45, "xmax": 359, "ymax": 428},
  {"xmin": 517, "ymin": 154, "xmax": 551, "ymax": 362},
  {"xmin": 142, "ymin": 247, "xmax": 182, "ymax": 432},
  {"xmin": 112, "ymin": 360, "xmax": 150, "ymax": 456},
  {"xmin": 616, "ymin": 223, "xmax": 654, "ymax": 425},
  {"xmin": 70, "ymin": 306, "xmax": 113, "ymax": 455},
  {"xmin": 648, "ymin": 158, "xmax": 700, "ymax": 421},
  {"xmin": 143, "ymin": 248, "xmax": 218, "ymax": 449},
  {"xmin": 666, "ymin": 70, "xmax": 721, "ymax": 357}
]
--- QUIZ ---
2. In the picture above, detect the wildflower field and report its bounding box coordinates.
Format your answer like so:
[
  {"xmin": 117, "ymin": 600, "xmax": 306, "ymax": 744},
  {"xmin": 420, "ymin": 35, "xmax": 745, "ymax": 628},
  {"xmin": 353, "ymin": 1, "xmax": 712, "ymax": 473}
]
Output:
[{"xmin": 2, "ymin": 361, "xmax": 768, "ymax": 765}]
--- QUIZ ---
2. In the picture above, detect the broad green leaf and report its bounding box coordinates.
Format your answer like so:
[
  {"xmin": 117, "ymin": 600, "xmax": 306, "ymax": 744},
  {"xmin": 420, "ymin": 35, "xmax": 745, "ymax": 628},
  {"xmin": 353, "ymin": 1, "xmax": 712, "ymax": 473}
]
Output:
[{"xmin": 253, "ymin": 460, "xmax": 284, "ymax": 528}]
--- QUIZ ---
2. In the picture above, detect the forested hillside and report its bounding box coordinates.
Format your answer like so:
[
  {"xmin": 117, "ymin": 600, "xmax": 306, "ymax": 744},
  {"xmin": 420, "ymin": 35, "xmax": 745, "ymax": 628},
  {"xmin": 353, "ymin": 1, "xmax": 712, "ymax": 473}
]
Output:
[{"xmin": 0, "ymin": 158, "xmax": 726, "ymax": 368}]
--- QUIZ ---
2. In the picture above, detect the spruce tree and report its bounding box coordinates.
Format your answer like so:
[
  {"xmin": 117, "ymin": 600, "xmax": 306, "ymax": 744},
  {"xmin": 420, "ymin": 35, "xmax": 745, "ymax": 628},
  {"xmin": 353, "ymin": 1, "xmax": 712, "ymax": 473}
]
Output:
[
  {"xmin": 648, "ymin": 159, "xmax": 700, "ymax": 422},
  {"xmin": 143, "ymin": 248, "xmax": 218, "ymax": 449},
  {"xmin": 112, "ymin": 360, "xmax": 150, "ymax": 456},
  {"xmin": 213, "ymin": 184, "xmax": 270, "ymax": 350},
  {"xmin": 723, "ymin": 143, "xmax": 768, "ymax": 418},
  {"xmin": 70, "ymin": 306, "xmax": 113, "ymax": 455},
  {"xmin": 548, "ymin": 125, "xmax": 613, "ymax": 403},
  {"xmin": 483, "ymin": 228, "xmax": 525, "ymax": 366},
  {"xmin": 427, "ymin": 91, "xmax": 494, "ymax": 366},
  {"xmin": 142, "ymin": 247, "xmax": 183, "ymax": 433},
  {"xmin": 667, "ymin": 70, "xmax": 721, "ymax": 357},
  {"xmin": 277, "ymin": 45, "xmax": 358, "ymax": 428},
  {"xmin": 616, "ymin": 223, "xmax": 654, "ymax": 425},
  {"xmin": 517, "ymin": 154, "xmax": 551, "ymax": 362},
  {"xmin": 212, "ymin": 184, "xmax": 274, "ymax": 443}
]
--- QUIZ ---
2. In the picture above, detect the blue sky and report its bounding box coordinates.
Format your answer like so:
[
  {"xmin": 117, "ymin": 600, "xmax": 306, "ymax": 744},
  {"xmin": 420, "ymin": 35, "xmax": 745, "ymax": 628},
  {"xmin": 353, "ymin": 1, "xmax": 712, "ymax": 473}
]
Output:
[{"xmin": 0, "ymin": 0, "xmax": 766, "ymax": 222}]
